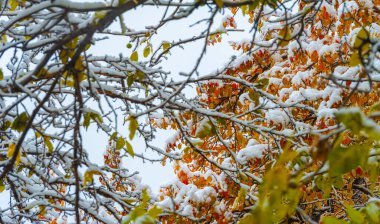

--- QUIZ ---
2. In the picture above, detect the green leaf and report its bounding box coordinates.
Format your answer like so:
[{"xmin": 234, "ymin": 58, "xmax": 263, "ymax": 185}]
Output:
[
  {"xmin": 83, "ymin": 112, "xmax": 102, "ymax": 129},
  {"xmin": 315, "ymin": 175, "xmax": 332, "ymax": 198},
  {"xmin": 248, "ymin": 90, "xmax": 260, "ymax": 106},
  {"xmin": 90, "ymin": 111, "xmax": 103, "ymax": 123},
  {"xmin": 11, "ymin": 112, "xmax": 29, "ymax": 132},
  {"xmin": 321, "ymin": 216, "xmax": 349, "ymax": 224},
  {"xmin": 143, "ymin": 46, "xmax": 150, "ymax": 58},
  {"xmin": 0, "ymin": 68, "xmax": 3, "ymax": 80},
  {"xmin": 136, "ymin": 70, "xmax": 145, "ymax": 81},
  {"xmin": 130, "ymin": 51, "xmax": 138, "ymax": 62},
  {"xmin": 369, "ymin": 102, "xmax": 380, "ymax": 114},
  {"xmin": 367, "ymin": 163, "xmax": 379, "ymax": 192},
  {"xmin": 122, "ymin": 189, "xmax": 153, "ymax": 224},
  {"xmin": 125, "ymin": 140, "xmax": 134, "ymax": 158},
  {"xmin": 328, "ymin": 143, "xmax": 369, "ymax": 177},
  {"xmin": 365, "ymin": 202, "xmax": 380, "ymax": 223},
  {"xmin": 1, "ymin": 120, "xmax": 11, "ymax": 131},
  {"xmin": 119, "ymin": 15, "xmax": 126, "ymax": 34},
  {"xmin": 248, "ymin": 1, "xmax": 259, "ymax": 11},
  {"xmin": 238, "ymin": 213, "xmax": 255, "ymax": 224},
  {"xmin": 147, "ymin": 206, "xmax": 162, "ymax": 219},
  {"xmin": 94, "ymin": 11, "xmax": 107, "ymax": 20},
  {"xmin": 116, "ymin": 137, "xmax": 125, "ymax": 150},
  {"xmin": 83, "ymin": 113, "xmax": 91, "ymax": 129},
  {"xmin": 266, "ymin": 0, "xmax": 277, "ymax": 8},
  {"xmin": 315, "ymin": 175, "xmax": 343, "ymax": 198},
  {"xmin": 110, "ymin": 132, "xmax": 118, "ymax": 140},
  {"xmin": 332, "ymin": 175, "xmax": 344, "ymax": 189},
  {"xmin": 127, "ymin": 75, "xmax": 135, "ymax": 87},
  {"xmin": 278, "ymin": 27, "xmax": 292, "ymax": 47},
  {"xmin": 256, "ymin": 78, "xmax": 269, "ymax": 89},
  {"xmin": 250, "ymin": 149, "xmax": 300, "ymax": 223},
  {"xmin": 141, "ymin": 188, "xmax": 150, "ymax": 204},
  {"xmin": 195, "ymin": 120, "xmax": 215, "ymax": 138},
  {"xmin": 345, "ymin": 203, "xmax": 365, "ymax": 224},
  {"xmin": 335, "ymin": 108, "xmax": 380, "ymax": 140},
  {"xmin": 128, "ymin": 116, "xmax": 138, "ymax": 140}
]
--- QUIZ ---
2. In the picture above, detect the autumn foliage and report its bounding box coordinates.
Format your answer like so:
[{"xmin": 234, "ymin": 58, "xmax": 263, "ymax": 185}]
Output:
[{"xmin": 154, "ymin": 0, "xmax": 380, "ymax": 223}]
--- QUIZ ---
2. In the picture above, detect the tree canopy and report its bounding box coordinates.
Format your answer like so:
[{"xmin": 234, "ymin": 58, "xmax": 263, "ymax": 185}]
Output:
[{"xmin": 0, "ymin": 0, "xmax": 380, "ymax": 223}]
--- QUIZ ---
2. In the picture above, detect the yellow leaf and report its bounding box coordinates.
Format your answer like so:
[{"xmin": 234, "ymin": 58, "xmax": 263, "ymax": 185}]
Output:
[
  {"xmin": 7, "ymin": 143, "xmax": 21, "ymax": 166},
  {"xmin": 9, "ymin": 0, "xmax": 18, "ymax": 11},
  {"xmin": 0, "ymin": 69, "xmax": 3, "ymax": 80},
  {"xmin": 147, "ymin": 205, "xmax": 162, "ymax": 219},
  {"xmin": 248, "ymin": 90, "xmax": 260, "ymax": 106},
  {"xmin": 83, "ymin": 171, "xmax": 94, "ymax": 187},
  {"xmin": 143, "ymin": 46, "xmax": 150, "ymax": 58},
  {"xmin": 353, "ymin": 28, "xmax": 369, "ymax": 49},
  {"xmin": 43, "ymin": 137, "xmax": 54, "ymax": 154},
  {"xmin": 278, "ymin": 27, "xmax": 292, "ymax": 47},
  {"xmin": 74, "ymin": 59, "xmax": 84, "ymax": 71},
  {"xmin": 130, "ymin": 51, "xmax": 138, "ymax": 61},
  {"xmin": 125, "ymin": 140, "xmax": 134, "ymax": 158},
  {"xmin": 94, "ymin": 11, "xmax": 107, "ymax": 20},
  {"xmin": 1, "ymin": 35, "xmax": 7, "ymax": 44},
  {"xmin": 240, "ymin": 5, "xmax": 247, "ymax": 16},
  {"xmin": 162, "ymin": 42, "xmax": 171, "ymax": 51},
  {"xmin": 7, "ymin": 144, "xmax": 16, "ymax": 157},
  {"xmin": 349, "ymin": 52, "xmax": 361, "ymax": 67},
  {"xmin": 116, "ymin": 137, "xmax": 125, "ymax": 150},
  {"xmin": 232, "ymin": 188, "xmax": 247, "ymax": 210},
  {"xmin": 77, "ymin": 72, "xmax": 87, "ymax": 82},
  {"xmin": 11, "ymin": 112, "xmax": 29, "ymax": 132},
  {"xmin": 59, "ymin": 50, "xmax": 68, "ymax": 64},
  {"xmin": 214, "ymin": 0, "xmax": 223, "ymax": 8},
  {"xmin": 83, "ymin": 113, "xmax": 91, "ymax": 129},
  {"xmin": 60, "ymin": 79, "xmax": 75, "ymax": 87},
  {"xmin": 85, "ymin": 43, "xmax": 91, "ymax": 51},
  {"xmin": 128, "ymin": 116, "xmax": 138, "ymax": 140},
  {"xmin": 0, "ymin": 181, "xmax": 5, "ymax": 193},
  {"xmin": 83, "ymin": 170, "xmax": 102, "ymax": 187},
  {"xmin": 39, "ymin": 205, "xmax": 46, "ymax": 216},
  {"xmin": 66, "ymin": 37, "xmax": 78, "ymax": 51}
]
